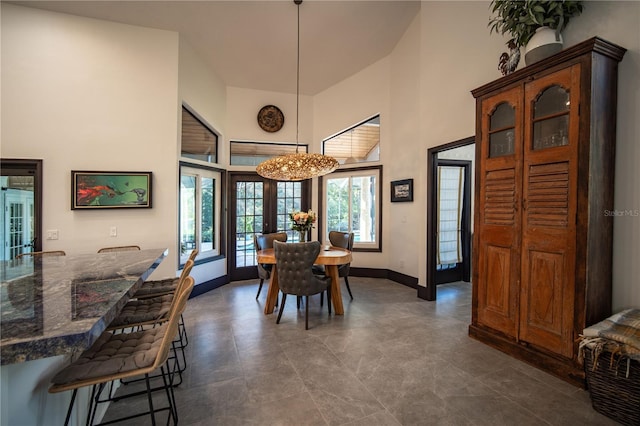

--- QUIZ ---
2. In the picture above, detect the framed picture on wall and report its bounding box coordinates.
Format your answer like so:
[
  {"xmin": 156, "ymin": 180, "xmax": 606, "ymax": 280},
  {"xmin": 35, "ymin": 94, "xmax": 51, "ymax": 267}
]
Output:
[
  {"xmin": 391, "ymin": 178, "xmax": 413, "ymax": 202},
  {"xmin": 71, "ymin": 171, "xmax": 152, "ymax": 209}
]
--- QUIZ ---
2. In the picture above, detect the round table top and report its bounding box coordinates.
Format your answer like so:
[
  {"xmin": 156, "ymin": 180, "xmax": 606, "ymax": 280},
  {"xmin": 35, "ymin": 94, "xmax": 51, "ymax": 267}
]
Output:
[{"xmin": 256, "ymin": 247, "xmax": 351, "ymax": 266}]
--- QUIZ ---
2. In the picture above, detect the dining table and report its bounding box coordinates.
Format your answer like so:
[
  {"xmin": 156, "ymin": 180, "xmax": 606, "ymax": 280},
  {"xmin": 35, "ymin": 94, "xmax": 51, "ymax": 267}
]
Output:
[{"xmin": 257, "ymin": 246, "xmax": 352, "ymax": 315}]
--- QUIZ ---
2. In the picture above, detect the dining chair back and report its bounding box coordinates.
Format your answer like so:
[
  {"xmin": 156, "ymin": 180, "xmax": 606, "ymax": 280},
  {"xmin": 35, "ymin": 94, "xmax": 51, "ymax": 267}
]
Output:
[
  {"xmin": 329, "ymin": 231, "xmax": 355, "ymax": 300},
  {"xmin": 97, "ymin": 245, "xmax": 141, "ymax": 253},
  {"xmin": 16, "ymin": 250, "xmax": 66, "ymax": 259},
  {"xmin": 253, "ymin": 232, "xmax": 287, "ymax": 299},
  {"xmin": 273, "ymin": 240, "xmax": 331, "ymax": 330},
  {"xmin": 134, "ymin": 249, "xmax": 198, "ymax": 299}
]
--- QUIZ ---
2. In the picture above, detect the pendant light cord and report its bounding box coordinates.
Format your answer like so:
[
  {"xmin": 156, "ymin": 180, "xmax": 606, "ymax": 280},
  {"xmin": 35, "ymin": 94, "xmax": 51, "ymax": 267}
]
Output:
[{"xmin": 295, "ymin": 0, "xmax": 301, "ymax": 154}]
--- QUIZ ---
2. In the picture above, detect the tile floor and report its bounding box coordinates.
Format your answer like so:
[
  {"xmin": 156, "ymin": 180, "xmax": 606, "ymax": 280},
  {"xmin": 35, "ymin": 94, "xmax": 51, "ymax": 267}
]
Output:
[{"xmin": 102, "ymin": 277, "xmax": 618, "ymax": 425}]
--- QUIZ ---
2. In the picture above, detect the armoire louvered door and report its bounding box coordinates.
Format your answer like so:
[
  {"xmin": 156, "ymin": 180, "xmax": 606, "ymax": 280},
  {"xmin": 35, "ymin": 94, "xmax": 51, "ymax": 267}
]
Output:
[
  {"xmin": 519, "ymin": 65, "xmax": 580, "ymax": 358},
  {"xmin": 476, "ymin": 86, "xmax": 523, "ymax": 339},
  {"xmin": 470, "ymin": 38, "xmax": 626, "ymax": 386}
]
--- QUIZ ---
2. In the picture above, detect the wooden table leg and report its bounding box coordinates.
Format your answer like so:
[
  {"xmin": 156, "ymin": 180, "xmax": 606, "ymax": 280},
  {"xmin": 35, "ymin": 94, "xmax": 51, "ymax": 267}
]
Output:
[
  {"xmin": 325, "ymin": 265, "xmax": 344, "ymax": 315},
  {"xmin": 264, "ymin": 267, "xmax": 279, "ymax": 314}
]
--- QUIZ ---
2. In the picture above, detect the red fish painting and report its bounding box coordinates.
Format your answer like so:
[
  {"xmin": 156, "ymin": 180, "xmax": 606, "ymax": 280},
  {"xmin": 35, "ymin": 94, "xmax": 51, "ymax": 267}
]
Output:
[{"xmin": 76, "ymin": 184, "xmax": 118, "ymax": 205}]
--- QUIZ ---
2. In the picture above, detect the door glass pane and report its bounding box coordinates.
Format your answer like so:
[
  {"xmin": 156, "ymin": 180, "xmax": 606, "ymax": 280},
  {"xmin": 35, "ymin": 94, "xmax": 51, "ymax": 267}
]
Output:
[
  {"xmin": 534, "ymin": 85, "xmax": 569, "ymax": 118},
  {"xmin": 277, "ymin": 181, "xmax": 303, "ymax": 241},
  {"xmin": 201, "ymin": 177, "xmax": 214, "ymax": 252},
  {"xmin": 489, "ymin": 102, "xmax": 515, "ymax": 158},
  {"xmin": 235, "ymin": 182, "xmax": 262, "ymax": 267},
  {"xmin": 437, "ymin": 166, "xmax": 463, "ymax": 267},
  {"xmin": 1, "ymin": 175, "xmax": 36, "ymax": 260},
  {"xmin": 532, "ymin": 85, "xmax": 570, "ymax": 151},
  {"xmin": 489, "ymin": 129, "xmax": 515, "ymax": 157},
  {"xmin": 533, "ymin": 115, "xmax": 570, "ymax": 150},
  {"xmin": 180, "ymin": 175, "xmax": 196, "ymax": 255},
  {"xmin": 490, "ymin": 102, "xmax": 515, "ymax": 129}
]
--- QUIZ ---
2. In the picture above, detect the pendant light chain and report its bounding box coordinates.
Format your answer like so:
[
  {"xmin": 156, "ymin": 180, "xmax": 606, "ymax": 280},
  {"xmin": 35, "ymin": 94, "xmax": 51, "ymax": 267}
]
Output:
[
  {"xmin": 255, "ymin": 0, "xmax": 339, "ymax": 181},
  {"xmin": 295, "ymin": 0, "xmax": 301, "ymax": 154}
]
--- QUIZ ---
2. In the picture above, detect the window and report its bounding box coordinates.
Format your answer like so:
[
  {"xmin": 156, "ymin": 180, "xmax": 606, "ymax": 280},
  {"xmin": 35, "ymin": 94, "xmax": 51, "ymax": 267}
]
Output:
[
  {"xmin": 320, "ymin": 166, "xmax": 382, "ymax": 251},
  {"xmin": 179, "ymin": 164, "xmax": 222, "ymax": 264},
  {"xmin": 322, "ymin": 115, "xmax": 380, "ymax": 165},
  {"xmin": 229, "ymin": 141, "xmax": 308, "ymax": 166},
  {"xmin": 181, "ymin": 105, "xmax": 218, "ymax": 164}
]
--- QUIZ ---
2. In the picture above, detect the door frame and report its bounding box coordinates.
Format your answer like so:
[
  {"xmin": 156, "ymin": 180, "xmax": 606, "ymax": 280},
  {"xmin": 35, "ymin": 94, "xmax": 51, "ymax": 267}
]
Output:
[
  {"xmin": 425, "ymin": 136, "xmax": 474, "ymax": 301},
  {"xmin": 227, "ymin": 171, "xmax": 311, "ymax": 281},
  {"xmin": 1, "ymin": 158, "xmax": 43, "ymax": 255}
]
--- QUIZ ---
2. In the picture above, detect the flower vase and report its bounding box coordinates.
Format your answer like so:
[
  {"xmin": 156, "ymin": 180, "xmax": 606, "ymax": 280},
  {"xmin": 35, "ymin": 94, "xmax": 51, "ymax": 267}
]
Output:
[{"xmin": 298, "ymin": 230, "xmax": 307, "ymax": 242}]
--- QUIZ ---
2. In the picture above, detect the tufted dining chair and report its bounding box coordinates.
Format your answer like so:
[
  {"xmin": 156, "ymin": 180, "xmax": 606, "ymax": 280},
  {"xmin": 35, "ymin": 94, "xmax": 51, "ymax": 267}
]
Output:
[
  {"xmin": 273, "ymin": 240, "xmax": 331, "ymax": 330},
  {"xmin": 253, "ymin": 232, "xmax": 288, "ymax": 299}
]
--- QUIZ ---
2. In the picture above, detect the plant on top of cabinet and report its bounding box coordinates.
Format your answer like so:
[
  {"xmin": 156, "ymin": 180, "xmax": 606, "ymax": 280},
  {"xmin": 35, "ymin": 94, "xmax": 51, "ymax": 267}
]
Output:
[{"xmin": 489, "ymin": 0, "xmax": 584, "ymax": 66}]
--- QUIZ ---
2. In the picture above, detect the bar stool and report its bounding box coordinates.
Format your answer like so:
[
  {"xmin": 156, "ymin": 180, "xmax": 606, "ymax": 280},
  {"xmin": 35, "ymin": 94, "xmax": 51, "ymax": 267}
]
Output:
[
  {"xmin": 107, "ymin": 260, "xmax": 194, "ymax": 382},
  {"xmin": 134, "ymin": 249, "xmax": 198, "ymax": 299},
  {"xmin": 49, "ymin": 276, "xmax": 194, "ymax": 426},
  {"xmin": 133, "ymin": 250, "xmax": 198, "ymax": 352}
]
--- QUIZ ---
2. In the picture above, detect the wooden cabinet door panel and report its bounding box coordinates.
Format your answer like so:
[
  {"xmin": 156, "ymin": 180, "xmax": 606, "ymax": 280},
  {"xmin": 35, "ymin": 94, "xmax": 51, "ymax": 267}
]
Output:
[
  {"xmin": 519, "ymin": 65, "xmax": 580, "ymax": 357},
  {"xmin": 475, "ymin": 86, "xmax": 523, "ymax": 337}
]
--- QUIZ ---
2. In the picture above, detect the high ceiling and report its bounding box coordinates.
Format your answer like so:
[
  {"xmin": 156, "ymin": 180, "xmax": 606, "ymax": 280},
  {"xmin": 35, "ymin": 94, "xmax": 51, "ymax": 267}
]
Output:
[{"xmin": 10, "ymin": 0, "xmax": 421, "ymax": 95}]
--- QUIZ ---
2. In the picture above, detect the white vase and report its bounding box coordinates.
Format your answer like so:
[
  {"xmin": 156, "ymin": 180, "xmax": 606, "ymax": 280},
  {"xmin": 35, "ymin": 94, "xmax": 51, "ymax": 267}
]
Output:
[{"xmin": 525, "ymin": 26, "xmax": 563, "ymax": 65}]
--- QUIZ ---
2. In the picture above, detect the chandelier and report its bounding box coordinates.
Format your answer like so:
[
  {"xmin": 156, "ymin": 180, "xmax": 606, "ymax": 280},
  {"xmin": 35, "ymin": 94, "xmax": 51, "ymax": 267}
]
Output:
[{"xmin": 256, "ymin": 0, "xmax": 338, "ymax": 181}]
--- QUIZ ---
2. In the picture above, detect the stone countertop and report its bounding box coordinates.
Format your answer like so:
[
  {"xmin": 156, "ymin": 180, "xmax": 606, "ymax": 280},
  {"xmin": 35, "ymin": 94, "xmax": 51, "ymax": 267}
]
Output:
[{"xmin": 0, "ymin": 248, "xmax": 167, "ymax": 365}]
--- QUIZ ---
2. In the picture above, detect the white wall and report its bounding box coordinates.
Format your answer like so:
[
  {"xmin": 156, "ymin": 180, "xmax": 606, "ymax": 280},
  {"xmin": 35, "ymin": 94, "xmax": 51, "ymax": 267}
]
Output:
[
  {"xmin": 1, "ymin": 4, "xmax": 179, "ymax": 280},
  {"xmin": 178, "ymin": 36, "xmax": 229, "ymax": 282},
  {"xmin": 226, "ymin": 86, "xmax": 313, "ymax": 164},
  {"xmin": 313, "ymin": 56, "xmax": 391, "ymax": 269},
  {"xmin": 387, "ymin": 12, "xmax": 422, "ymax": 277}
]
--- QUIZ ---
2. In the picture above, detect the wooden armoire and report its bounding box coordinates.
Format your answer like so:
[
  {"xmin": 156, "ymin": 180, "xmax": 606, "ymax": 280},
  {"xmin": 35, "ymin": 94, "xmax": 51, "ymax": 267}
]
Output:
[{"xmin": 469, "ymin": 37, "xmax": 626, "ymax": 386}]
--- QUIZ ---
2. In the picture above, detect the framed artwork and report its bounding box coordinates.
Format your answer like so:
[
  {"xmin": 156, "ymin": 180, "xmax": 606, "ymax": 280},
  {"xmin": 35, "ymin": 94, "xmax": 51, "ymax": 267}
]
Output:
[
  {"xmin": 71, "ymin": 171, "xmax": 152, "ymax": 209},
  {"xmin": 391, "ymin": 178, "xmax": 413, "ymax": 202}
]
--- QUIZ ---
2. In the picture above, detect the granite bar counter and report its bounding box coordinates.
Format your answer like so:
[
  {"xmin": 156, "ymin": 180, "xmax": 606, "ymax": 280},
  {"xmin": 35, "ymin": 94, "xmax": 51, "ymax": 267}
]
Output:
[{"xmin": 0, "ymin": 248, "xmax": 167, "ymax": 365}]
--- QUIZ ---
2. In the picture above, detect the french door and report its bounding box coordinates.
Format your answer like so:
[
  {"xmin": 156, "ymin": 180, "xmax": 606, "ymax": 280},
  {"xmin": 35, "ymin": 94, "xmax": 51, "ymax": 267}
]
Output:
[{"xmin": 229, "ymin": 173, "xmax": 310, "ymax": 281}]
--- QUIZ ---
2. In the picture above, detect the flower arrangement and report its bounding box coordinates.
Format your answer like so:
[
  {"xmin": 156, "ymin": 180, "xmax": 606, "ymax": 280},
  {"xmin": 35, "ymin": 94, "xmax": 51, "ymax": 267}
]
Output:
[{"xmin": 289, "ymin": 209, "xmax": 317, "ymax": 241}]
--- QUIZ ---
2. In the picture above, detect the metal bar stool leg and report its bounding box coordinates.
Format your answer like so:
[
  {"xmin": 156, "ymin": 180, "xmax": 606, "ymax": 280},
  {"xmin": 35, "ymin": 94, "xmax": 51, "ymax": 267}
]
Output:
[{"xmin": 62, "ymin": 389, "xmax": 78, "ymax": 426}]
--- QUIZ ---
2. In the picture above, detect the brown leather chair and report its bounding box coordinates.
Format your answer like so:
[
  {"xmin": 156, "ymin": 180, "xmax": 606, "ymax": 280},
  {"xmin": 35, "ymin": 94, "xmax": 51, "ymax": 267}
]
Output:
[
  {"xmin": 253, "ymin": 232, "xmax": 287, "ymax": 299},
  {"xmin": 274, "ymin": 240, "xmax": 331, "ymax": 330}
]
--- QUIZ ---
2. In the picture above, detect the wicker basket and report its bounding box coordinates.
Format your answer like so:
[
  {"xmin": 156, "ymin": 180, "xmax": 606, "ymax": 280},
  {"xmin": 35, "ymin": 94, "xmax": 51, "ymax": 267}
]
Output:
[{"xmin": 583, "ymin": 346, "xmax": 640, "ymax": 425}]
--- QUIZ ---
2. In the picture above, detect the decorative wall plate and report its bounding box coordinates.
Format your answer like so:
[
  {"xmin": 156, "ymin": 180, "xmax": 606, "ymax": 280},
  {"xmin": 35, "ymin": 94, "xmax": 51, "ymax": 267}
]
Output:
[{"xmin": 257, "ymin": 105, "xmax": 284, "ymax": 132}]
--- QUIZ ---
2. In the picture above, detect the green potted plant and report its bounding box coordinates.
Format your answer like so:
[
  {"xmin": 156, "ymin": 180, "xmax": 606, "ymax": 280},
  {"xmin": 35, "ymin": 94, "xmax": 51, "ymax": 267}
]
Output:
[{"xmin": 489, "ymin": 0, "xmax": 584, "ymax": 65}]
